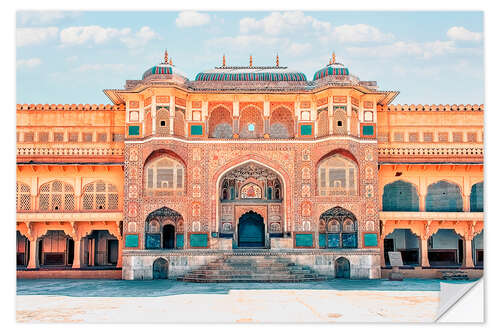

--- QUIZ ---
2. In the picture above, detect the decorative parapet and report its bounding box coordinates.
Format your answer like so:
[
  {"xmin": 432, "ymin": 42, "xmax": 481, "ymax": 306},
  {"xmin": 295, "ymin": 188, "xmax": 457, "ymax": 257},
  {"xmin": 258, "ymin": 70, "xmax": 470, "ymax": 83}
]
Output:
[
  {"xmin": 378, "ymin": 145, "xmax": 483, "ymax": 158},
  {"xmin": 16, "ymin": 103, "xmax": 125, "ymax": 111},
  {"xmin": 16, "ymin": 211, "xmax": 124, "ymax": 222},
  {"xmin": 385, "ymin": 104, "xmax": 483, "ymax": 112},
  {"xmin": 17, "ymin": 144, "xmax": 124, "ymax": 157},
  {"xmin": 379, "ymin": 211, "xmax": 483, "ymax": 221}
]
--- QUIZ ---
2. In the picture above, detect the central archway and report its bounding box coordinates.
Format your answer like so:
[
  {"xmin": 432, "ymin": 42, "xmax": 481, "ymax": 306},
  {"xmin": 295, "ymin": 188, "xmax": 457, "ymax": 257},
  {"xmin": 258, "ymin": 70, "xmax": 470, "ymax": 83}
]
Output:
[{"xmin": 238, "ymin": 211, "xmax": 265, "ymax": 248}]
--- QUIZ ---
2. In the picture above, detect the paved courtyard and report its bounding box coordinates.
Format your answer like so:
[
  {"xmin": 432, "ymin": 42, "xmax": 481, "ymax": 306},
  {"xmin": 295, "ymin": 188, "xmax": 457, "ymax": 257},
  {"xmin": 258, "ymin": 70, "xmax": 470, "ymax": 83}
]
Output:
[{"xmin": 17, "ymin": 279, "xmax": 441, "ymax": 323}]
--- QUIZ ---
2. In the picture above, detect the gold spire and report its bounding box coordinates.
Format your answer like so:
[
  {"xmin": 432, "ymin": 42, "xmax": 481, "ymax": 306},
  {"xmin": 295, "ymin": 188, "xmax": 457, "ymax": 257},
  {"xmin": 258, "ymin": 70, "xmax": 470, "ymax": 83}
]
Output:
[
  {"xmin": 222, "ymin": 54, "xmax": 226, "ymax": 67},
  {"xmin": 249, "ymin": 54, "xmax": 253, "ymax": 67},
  {"xmin": 164, "ymin": 50, "xmax": 168, "ymax": 64},
  {"xmin": 331, "ymin": 51, "xmax": 336, "ymax": 64},
  {"xmin": 276, "ymin": 53, "xmax": 279, "ymax": 67},
  {"xmin": 169, "ymin": 58, "xmax": 173, "ymax": 66}
]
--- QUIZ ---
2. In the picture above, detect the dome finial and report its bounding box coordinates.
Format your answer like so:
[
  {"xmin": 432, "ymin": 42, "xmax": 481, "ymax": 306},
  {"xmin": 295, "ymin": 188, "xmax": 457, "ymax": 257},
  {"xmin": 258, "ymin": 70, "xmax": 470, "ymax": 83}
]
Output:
[
  {"xmin": 332, "ymin": 51, "xmax": 336, "ymax": 64},
  {"xmin": 276, "ymin": 53, "xmax": 279, "ymax": 67},
  {"xmin": 222, "ymin": 54, "xmax": 226, "ymax": 67},
  {"xmin": 169, "ymin": 57, "xmax": 173, "ymax": 66},
  {"xmin": 164, "ymin": 50, "xmax": 168, "ymax": 64},
  {"xmin": 249, "ymin": 54, "xmax": 253, "ymax": 67}
]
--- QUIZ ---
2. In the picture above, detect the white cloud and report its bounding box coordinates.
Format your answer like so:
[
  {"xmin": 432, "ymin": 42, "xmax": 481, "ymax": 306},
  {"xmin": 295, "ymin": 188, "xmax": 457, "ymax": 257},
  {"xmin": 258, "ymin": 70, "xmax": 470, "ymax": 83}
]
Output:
[
  {"xmin": 17, "ymin": 58, "xmax": 42, "ymax": 68},
  {"xmin": 347, "ymin": 40, "xmax": 457, "ymax": 59},
  {"xmin": 59, "ymin": 25, "xmax": 159, "ymax": 48},
  {"xmin": 16, "ymin": 27, "xmax": 58, "ymax": 47},
  {"xmin": 208, "ymin": 35, "xmax": 311, "ymax": 57},
  {"xmin": 60, "ymin": 25, "xmax": 130, "ymax": 45},
  {"xmin": 73, "ymin": 64, "xmax": 126, "ymax": 73},
  {"xmin": 332, "ymin": 24, "xmax": 394, "ymax": 43},
  {"xmin": 175, "ymin": 11, "xmax": 211, "ymax": 28},
  {"xmin": 240, "ymin": 11, "xmax": 330, "ymax": 36},
  {"xmin": 447, "ymin": 26, "xmax": 482, "ymax": 42},
  {"xmin": 17, "ymin": 11, "xmax": 79, "ymax": 25}
]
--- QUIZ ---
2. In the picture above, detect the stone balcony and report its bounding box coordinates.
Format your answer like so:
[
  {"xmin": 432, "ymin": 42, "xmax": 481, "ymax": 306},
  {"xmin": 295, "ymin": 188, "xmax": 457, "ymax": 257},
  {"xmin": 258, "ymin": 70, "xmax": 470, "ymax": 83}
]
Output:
[{"xmin": 379, "ymin": 211, "xmax": 483, "ymax": 221}]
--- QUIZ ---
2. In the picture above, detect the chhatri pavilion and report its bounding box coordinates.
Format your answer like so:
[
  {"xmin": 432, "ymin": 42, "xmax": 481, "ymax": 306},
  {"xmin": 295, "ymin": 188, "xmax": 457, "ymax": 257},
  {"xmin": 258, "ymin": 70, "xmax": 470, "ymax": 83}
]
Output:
[{"xmin": 16, "ymin": 51, "xmax": 484, "ymax": 280}]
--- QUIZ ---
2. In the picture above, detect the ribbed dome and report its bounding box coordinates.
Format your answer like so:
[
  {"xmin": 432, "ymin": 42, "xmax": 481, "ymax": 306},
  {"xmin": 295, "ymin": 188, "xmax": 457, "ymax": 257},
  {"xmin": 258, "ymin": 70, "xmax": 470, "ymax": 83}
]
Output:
[
  {"xmin": 195, "ymin": 66, "xmax": 307, "ymax": 82},
  {"xmin": 142, "ymin": 63, "xmax": 187, "ymax": 80},
  {"xmin": 313, "ymin": 63, "xmax": 350, "ymax": 81}
]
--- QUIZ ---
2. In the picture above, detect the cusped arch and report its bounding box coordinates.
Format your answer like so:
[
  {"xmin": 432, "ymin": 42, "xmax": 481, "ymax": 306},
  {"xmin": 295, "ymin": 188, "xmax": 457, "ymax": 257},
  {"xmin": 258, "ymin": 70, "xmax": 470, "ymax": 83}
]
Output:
[
  {"xmin": 270, "ymin": 105, "xmax": 295, "ymax": 138},
  {"xmin": 143, "ymin": 150, "xmax": 186, "ymax": 196},
  {"xmin": 208, "ymin": 105, "xmax": 233, "ymax": 138},
  {"xmin": 239, "ymin": 105, "xmax": 264, "ymax": 138},
  {"xmin": 81, "ymin": 180, "xmax": 119, "ymax": 211},
  {"xmin": 425, "ymin": 180, "xmax": 463, "ymax": 212},
  {"xmin": 382, "ymin": 180, "xmax": 420, "ymax": 212},
  {"xmin": 470, "ymin": 182, "xmax": 483, "ymax": 212},
  {"xmin": 317, "ymin": 150, "xmax": 359, "ymax": 196},
  {"xmin": 38, "ymin": 180, "xmax": 75, "ymax": 211}
]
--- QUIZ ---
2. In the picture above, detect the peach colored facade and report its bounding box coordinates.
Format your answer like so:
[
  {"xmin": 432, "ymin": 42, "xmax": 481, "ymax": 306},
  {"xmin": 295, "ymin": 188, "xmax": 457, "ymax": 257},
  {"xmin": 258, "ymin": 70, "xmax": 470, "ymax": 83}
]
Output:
[{"xmin": 16, "ymin": 52, "xmax": 483, "ymax": 279}]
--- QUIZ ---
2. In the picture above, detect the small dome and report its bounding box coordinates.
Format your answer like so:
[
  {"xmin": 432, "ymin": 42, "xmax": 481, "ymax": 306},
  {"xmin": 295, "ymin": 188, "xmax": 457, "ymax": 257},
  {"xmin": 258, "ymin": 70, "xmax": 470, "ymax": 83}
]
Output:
[
  {"xmin": 142, "ymin": 63, "xmax": 186, "ymax": 80},
  {"xmin": 195, "ymin": 66, "xmax": 307, "ymax": 82},
  {"xmin": 313, "ymin": 63, "xmax": 350, "ymax": 81}
]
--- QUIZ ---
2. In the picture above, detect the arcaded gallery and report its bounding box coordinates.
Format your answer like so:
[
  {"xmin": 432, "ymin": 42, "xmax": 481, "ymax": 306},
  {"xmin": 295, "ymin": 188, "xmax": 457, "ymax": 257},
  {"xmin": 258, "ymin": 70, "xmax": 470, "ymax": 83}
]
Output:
[{"xmin": 16, "ymin": 51, "xmax": 484, "ymax": 281}]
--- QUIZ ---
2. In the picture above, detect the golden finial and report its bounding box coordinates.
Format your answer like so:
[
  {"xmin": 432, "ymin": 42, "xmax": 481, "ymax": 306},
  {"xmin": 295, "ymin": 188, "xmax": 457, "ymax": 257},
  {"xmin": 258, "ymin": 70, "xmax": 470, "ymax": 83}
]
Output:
[
  {"xmin": 164, "ymin": 50, "xmax": 168, "ymax": 64},
  {"xmin": 276, "ymin": 53, "xmax": 279, "ymax": 67},
  {"xmin": 332, "ymin": 51, "xmax": 336, "ymax": 64},
  {"xmin": 222, "ymin": 54, "xmax": 226, "ymax": 67},
  {"xmin": 169, "ymin": 58, "xmax": 173, "ymax": 66},
  {"xmin": 249, "ymin": 54, "xmax": 253, "ymax": 67}
]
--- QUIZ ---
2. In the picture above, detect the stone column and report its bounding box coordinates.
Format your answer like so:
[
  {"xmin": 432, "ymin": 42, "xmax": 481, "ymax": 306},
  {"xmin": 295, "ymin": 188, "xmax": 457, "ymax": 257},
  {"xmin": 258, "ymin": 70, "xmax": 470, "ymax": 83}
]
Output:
[
  {"xmin": 72, "ymin": 237, "xmax": 82, "ymax": 269},
  {"xmin": 117, "ymin": 237, "xmax": 123, "ymax": 268},
  {"xmin": 420, "ymin": 237, "xmax": 430, "ymax": 267},
  {"xmin": 27, "ymin": 237, "xmax": 38, "ymax": 269},
  {"xmin": 463, "ymin": 237, "xmax": 474, "ymax": 268}
]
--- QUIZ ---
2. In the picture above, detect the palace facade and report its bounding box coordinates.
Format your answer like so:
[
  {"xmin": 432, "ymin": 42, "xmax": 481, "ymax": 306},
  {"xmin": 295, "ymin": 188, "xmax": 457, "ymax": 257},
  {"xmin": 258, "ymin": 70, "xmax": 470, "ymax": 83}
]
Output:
[{"xmin": 16, "ymin": 51, "xmax": 484, "ymax": 280}]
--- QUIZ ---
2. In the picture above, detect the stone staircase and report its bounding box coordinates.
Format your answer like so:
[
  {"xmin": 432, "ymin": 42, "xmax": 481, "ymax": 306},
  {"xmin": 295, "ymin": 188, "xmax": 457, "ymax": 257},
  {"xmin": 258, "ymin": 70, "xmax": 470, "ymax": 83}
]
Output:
[{"xmin": 178, "ymin": 255, "xmax": 328, "ymax": 283}]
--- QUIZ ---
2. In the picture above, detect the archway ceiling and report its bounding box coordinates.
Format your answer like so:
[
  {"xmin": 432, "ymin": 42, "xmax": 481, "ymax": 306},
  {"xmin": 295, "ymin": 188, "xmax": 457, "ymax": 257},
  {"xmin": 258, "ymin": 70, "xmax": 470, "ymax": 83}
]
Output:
[{"xmin": 223, "ymin": 162, "xmax": 280, "ymax": 182}]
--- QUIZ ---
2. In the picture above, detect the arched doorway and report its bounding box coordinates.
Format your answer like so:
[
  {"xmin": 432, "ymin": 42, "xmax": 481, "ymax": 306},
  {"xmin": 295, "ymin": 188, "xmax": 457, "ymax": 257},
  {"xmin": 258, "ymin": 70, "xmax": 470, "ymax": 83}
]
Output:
[
  {"xmin": 335, "ymin": 257, "xmax": 350, "ymax": 279},
  {"xmin": 152, "ymin": 258, "xmax": 168, "ymax": 279},
  {"xmin": 163, "ymin": 225, "xmax": 175, "ymax": 249},
  {"xmin": 238, "ymin": 211, "xmax": 265, "ymax": 247}
]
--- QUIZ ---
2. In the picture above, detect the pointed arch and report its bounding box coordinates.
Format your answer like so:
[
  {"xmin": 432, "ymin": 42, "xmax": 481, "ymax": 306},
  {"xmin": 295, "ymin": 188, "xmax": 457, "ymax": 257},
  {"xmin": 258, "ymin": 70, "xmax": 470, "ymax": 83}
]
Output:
[
  {"xmin": 426, "ymin": 180, "xmax": 463, "ymax": 212},
  {"xmin": 382, "ymin": 180, "xmax": 419, "ymax": 211},
  {"xmin": 38, "ymin": 180, "xmax": 75, "ymax": 211}
]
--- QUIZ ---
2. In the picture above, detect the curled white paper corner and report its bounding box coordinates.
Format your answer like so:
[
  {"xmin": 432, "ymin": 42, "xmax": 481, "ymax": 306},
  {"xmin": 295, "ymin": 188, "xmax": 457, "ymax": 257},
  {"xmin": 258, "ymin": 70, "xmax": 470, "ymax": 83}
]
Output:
[{"xmin": 435, "ymin": 279, "xmax": 483, "ymax": 322}]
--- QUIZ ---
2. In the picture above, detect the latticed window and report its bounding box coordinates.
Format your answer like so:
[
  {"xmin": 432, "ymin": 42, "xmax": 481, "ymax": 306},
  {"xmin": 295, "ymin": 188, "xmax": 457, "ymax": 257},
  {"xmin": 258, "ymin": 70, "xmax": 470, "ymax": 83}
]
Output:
[
  {"xmin": 97, "ymin": 133, "xmax": 107, "ymax": 142},
  {"xmin": 16, "ymin": 182, "xmax": 31, "ymax": 211},
  {"xmin": 144, "ymin": 156, "xmax": 184, "ymax": 196},
  {"xmin": 393, "ymin": 132, "xmax": 404, "ymax": 142},
  {"xmin": 408, "ymin": 132, "xmax": 419, "ymax": 142},
  {"xmin": 24, "ymin": 132, "xmax": 34, "ymax": 143},
  {"xmin": 438, "ymin": 132, "xmax": 449, "ymax": 142},
  {"xmin": 38, "ymin": 132, "xmax": 49, "ymax": 142},
  {"xmin": 112, "ymin": 133, "xmax": 124, "ymax": 142},
  {"xmin": 68, "ymin": 132, "xmax": 79, "ymax": 142},
  {"xmin": 54, "ymin": 132, "xmax": 64, "ymax": 142},
  {"xmin": 423, "ymin": 132, "xmax": 434, "ymax": 142},
  {"xmin": 83, "ymin": 132, "xmax": 93, "ymax": 142},
  {"xmin": 318, "ymin": 154, "xmax": 358, "ymax": 196},
  {"xmin": 82, "ymin": 181, "xmax": 119, "ymax": 210},
  {"xmin": 39, "ymin": 181, "xmax": 75, "ymax": 211},
  {"xmin": 453, "ymin": 132, "xmax": 463, "ymax": 142},
  {"xmin": 467, "ymin": 132, "xmax": 477, "ymax": 142}
]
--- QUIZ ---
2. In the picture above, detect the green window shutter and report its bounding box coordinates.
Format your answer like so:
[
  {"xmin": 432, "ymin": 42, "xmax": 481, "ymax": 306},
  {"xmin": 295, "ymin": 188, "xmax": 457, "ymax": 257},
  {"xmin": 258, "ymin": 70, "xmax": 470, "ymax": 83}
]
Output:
[
  {"xmin": 125, "ymin": 234, "xmax": 139, "ymax": 247},
  {"xmin": 364, "ymin": 233, "xmax": 378, "ymax": 247},
  {"xmin": 295, "ymin": 233, "xmax": 314, "ymax": 247},
  {"xmin": 190, "ymin": 124, "xmax": 203, "ymax": 136},
  {"xmin": 300, "ymin": 124, "xmax": 312, "ymax": 136},
  {"xmin": 176, "ymin": 234, "xmax": 184, "ymax": 249},
  {"xmin": 190, "ymin": 233, "xmax": 208, "ymax": 247},
  {"xmin": 128, "ymin": 125, "xmax": 140, "ymax": 136},
  {"xmin": 362, "ymin": 125, "xmax": 374, "ymax": 136}
]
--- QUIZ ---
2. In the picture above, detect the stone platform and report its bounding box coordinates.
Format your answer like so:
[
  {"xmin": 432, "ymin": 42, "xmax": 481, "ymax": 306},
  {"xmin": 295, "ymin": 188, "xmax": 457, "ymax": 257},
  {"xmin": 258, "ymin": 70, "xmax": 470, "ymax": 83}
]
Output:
[{"xmin": 122, "ymin": 248, "xmax": 381, "ymax": 280}]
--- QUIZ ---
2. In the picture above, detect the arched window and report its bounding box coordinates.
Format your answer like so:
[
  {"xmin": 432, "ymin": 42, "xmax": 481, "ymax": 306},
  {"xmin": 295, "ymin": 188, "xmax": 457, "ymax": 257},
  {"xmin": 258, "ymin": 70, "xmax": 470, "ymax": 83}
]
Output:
[
  {"xmin": 317, "ymin": 154, "xmax": 358, "ymax": 196},
  {"xmin": 321, "ymin": 206, "xmax": 358, "ymax": 249},
  {"xmin": 144, "ymin": 155, "xmax": 185, "ymax": 196},
  {"xmin": 270, "ymin": 107, "xmax": 294, "ymax": 138},
  {"xmin": 209, "ymin": 107, "xmax": 232, "ymax": 138},
  {"xmin": 39, "ymin": 180, "xmax": 75, "ymax": 211},
  {"xmin": 16, "ymin": 182, "xmax": 31, "ymax": 211},
  {"xmin": 426, "ymin": 181, "xmax": 463, "ymax": 212},
  {"xmin": 470, "ymin": 182, "xmax": 483, "ymax": 212},
  {"xmin": 82, "ymin": 181, "xmax": 119, "ymax": 210},
  {"xmin": 383, "ymin": 180, "xmax": 419, "ymax": 211}
]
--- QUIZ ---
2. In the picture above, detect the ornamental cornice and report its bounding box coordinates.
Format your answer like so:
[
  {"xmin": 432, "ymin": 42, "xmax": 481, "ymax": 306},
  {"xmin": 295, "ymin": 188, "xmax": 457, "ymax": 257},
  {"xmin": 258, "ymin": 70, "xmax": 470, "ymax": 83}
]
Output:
[
  {"xmin": 378, "ymin": 146, "xmax": 483, "ymax": 157},
  {"xmin": 379, "ymin": 211, "xmax": 483, "ymax": 221},
  {"xmin": 16, "ymin": 211, "xmax": 124, "ymax": 222},
  {"xmin": 17, "ymin": 145, "xmax": 124, "ymax": 157},
  {"xmin": 122, "ymin": 248, "xmax": 379, "ymax": 257}
]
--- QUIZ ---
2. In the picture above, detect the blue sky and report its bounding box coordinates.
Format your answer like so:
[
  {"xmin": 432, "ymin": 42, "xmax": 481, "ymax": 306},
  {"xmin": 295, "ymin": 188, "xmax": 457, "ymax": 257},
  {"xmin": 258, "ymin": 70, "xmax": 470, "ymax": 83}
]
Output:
[{"xmin": 16, "ymin": 11, "xmax": 484, "ymax": 105}]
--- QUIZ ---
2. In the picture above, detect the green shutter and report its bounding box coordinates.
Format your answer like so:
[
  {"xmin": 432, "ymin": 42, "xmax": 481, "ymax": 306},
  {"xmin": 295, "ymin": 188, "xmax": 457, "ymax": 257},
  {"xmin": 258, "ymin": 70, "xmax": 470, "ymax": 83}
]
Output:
[
  {"xmin": 190, "ymin": 124, "xmax": 203, "ymax": 136},
  {"xmin": 295, "ymin": 233, "xmax": 313, "ymax": 247},
  {"xmin": 190, "ymin": 233, "xmax": 208, "ymax": 247},
  {"xmin": 364, "ymin": 233, "xmax": 378, "ymax": 247},
  {"xmin": 176, "ymin": 234, "xmax": 184, "ymax": 249},
  {"xmin": 300, "ymin": 124, "xmax": 312, "ymax": 136},
  {"xmin": 362, "ymin": 125, "xmax": 374, "ymax": 136},
  {"xmin": 128, "ymin": 125, "xmax": 140, "ymax": 136},
  {"xmin": 125, "ymin": 234, "xmax": 139, "ymax": 247}
]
